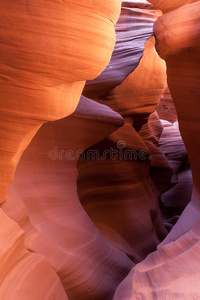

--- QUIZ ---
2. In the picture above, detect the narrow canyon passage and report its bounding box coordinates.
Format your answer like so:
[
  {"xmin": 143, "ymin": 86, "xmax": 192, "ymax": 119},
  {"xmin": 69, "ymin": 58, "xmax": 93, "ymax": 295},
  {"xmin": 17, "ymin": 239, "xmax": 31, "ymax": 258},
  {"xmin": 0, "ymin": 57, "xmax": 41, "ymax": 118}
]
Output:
[{"xmin": 0, "ymin": 0, "xmax": 199, "ymax": 299}]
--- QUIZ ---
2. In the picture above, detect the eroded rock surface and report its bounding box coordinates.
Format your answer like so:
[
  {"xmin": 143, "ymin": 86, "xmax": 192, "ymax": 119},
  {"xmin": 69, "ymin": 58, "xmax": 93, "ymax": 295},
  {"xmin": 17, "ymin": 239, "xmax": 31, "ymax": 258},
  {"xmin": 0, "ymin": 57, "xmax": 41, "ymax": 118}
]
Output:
[
  {"xmin": 0, "ymin": 0, "xmax": 198, "ymax": 299},
  {"xmin": 0, "ymin": 1, "xmax": 122, "ymax": 299},
  {"xmin": 78, "ymin": 2, "xmax": 168, "ymax": 263},
  {"xmin": 113, "ymin": 1, "xmax": 200, "ymax": 299},
  {"xmin": 4, "ymin": 97, "xmax": 133, "ymax": 300}
]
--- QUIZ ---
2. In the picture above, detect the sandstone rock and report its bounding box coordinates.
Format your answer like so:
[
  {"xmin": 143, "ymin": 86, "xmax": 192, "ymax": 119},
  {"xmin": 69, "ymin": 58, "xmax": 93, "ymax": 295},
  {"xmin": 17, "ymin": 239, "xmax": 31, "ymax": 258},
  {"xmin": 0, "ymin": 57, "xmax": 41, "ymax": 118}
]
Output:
[
  {"xmin": 154, "ymin": 0, "xmax": 200, "ymax": 239},
  {"xmin": 4, "ymin": 97, "xmax": 133, "ymax": 300},
  {"xmin": 156, "ymin": 86, "xmax": 178, "ymax": 123},
  {"xmin": 1, "ymin": 0, "xmax": 198, "ymax": 298},
  {"xmin": 83, "ymin": 1, "xmax": 161, "ymax": 101},
  {"xmin": 77, "ymin": 122, "xmax": 167, "ymax": 262},
  {"xmin": 149, "ymin": 0, "xmax": 197, "ymax": 13},
  {"xmin": 0, "ymin": 209, "xmax": 68, "ymax": 300},
  {"xmin": 138, "ymin": 113, "xmax": 174, "ymax": 193},
  {"xmin": 113, "ymin": 2, "xmax": 200, "ymax": 298},
  {"xmin": 159, "ymin": 120, "xmax": 193, "ymax": 228},
  {"xmin": 0, "ymin": 1, "xmax": 122, "ymax": 299},
  {"xmin": 96, "ymin": 36, "xmax": 166, "ymax": 120},
  {"xmin": 79, "ymin": 19, "xmax": 168, "ymax": 262},
  {"xmin": 113, "ymin": 217, "xmax": 200, "ymax": 300},
  {"xmin": 0, "ymin": 0, "xmax": 121, "ymax": 204}
]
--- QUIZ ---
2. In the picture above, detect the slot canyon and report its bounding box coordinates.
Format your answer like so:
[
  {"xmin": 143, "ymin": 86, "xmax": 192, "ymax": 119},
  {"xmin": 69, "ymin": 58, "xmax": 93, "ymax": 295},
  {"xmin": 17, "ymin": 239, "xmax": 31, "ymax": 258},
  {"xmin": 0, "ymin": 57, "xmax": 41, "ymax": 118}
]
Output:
[{"xmin": 0, "ymin": 0, "xmax": 199, "ymax": 299}]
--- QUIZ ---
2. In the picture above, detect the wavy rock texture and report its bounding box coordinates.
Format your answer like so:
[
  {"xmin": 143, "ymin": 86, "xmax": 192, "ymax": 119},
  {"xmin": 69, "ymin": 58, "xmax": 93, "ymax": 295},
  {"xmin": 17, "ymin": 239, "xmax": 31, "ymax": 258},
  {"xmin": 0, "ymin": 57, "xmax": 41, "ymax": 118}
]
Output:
[
  {"xmin": 1, "ymin": 0, "xmax": 198, "ymax": 299},
  {"xmin": 77, "ymin": 122, "xmax": 166, "ymax": 263},
  {"xmin": 156, "ymin": 86, "xmax": 177, "ymax": 123},
  {"xmin": 0, "ymin": 1, "xmax": 122, "ymax": 299},
  {"xmin": 0, "ymin": 0, "xmax": 121, "ymax": 204},
  {"xmin": 4, "ymin": 96, "xmax": 133, "ymax": 300},
  {"xmin": 114, "ymin": 1, "xmax": 200, "ymax": 299},
  {"xmin": 154, "ymin": 0, "xmax": 200, "ymax": 242},
  {"xmin": 83, "ymin": 1, "xmax": 161, "ymax": 101},
  {"xmin": 159, "ymin": 120, "xmax": 193, "ymax": 231},
  {"xmin": 78, "ymin": 2, "xmax": 168, "ymax": 264},
  {"xmin": 113, "ymin": 217, "xmax": 200, "ymax": 300},
  {"xmin": 92, "ymin": 36, "xmax": 166, "ymax": 118},
  {"xmin": 149, "ymin": 0, "xmax": 197, "ymax": 13},
  {"xmin": 137, "ymin": 112, "xmax": 174, "ymax": 194},
  {"xmin": 0, "ymin": 209, "xmax": 68, "ymax": 300}
]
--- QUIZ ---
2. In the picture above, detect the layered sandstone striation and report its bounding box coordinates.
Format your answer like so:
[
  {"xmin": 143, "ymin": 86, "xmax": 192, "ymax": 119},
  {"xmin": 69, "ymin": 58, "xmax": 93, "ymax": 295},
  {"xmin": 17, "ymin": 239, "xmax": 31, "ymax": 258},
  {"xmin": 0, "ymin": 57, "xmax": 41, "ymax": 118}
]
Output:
[
  {"xmin": 138, "ymin": 112, "xmax": 174, "ymax": 194},
  {"xmin": 156, "ymin": 86, "xmax": 177, "ymax": 123},
  {"xmin": 1, "ymin": 0, "xmax": 198, "ymax": 299},
  {"xmin": 159, "ymin": 120, "xmax": 193, "ymax": 231},
  {"xmin": 149, "ymin": 0, "xmax": 197, "ymax": 12},
  {"xmin": 77, "ymin": 122, "xmax": 167, "ymax": 262},
  {"xmin": 0, "ymin": 0, "xmax": 121, "ymax": 204},
  {"xmin": 79, "ymin": 2, "xmax": 168, "ymax": 263},
  {"xmin": 154, "ymin": 0, "xmax": 200, "ymax": 243},
  {"xmin": 0, "ymin": 209, "xmax": 68, "ymax": 300},
  {"xmin": 84, "ymin": 1, "xmax": 161, "ymax": 102},
  {"xmin": 113, "ymin": 218, "xmax": 200, "ymax": 300},
  {"xmin": 113, "ymin": 0, "xmax": 200, "ymax": 299},
  {"xmin": 0, "ymin": 1, "xmax": 122, "ymax": 299},
  {"xmin": 4, "ymin": 96, "xmax": 133, "ymax": 300}
]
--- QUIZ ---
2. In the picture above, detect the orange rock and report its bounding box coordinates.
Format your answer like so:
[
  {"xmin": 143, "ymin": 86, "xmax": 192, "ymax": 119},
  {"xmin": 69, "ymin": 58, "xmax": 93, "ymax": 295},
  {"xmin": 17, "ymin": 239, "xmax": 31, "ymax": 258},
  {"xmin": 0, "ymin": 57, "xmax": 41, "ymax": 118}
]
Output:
[
  {"xmin": 0, "ymin": 0, "xmax": 121, "ymax": 204},
  {"xmin": 84, "ymin": 1, "xmax": 160, "ymax": 100},
  {"xmin": 4, "ymin": 97, "xmax": 133, "ymax": 300},
  {"xmin": 138, "ymin": 112, "xmax": 174, "ymax": 193},
  {"xmin": 77, "ymin": 123, "xmax": 167, "ymax": 262},
  {"xmin": 154, "ymin": 2, "xmax": 200, "ymax": 59},
  {"xmin": 156, "ymin": 86, "xmax": 178, "ymax": 123},
  {"xmin": 90, "ymin": 36, "xmax": 167, "ymax": 121},
  {"xmin": 0, "ymin": 209, "xmax": 68, "ymax": 300},
  {"xmin": 148, "ymin": 0, "xmax": 197, "ymax": 13},
  {"xmin": 113, "ymin": 217, "xmax": 200, "ymax": 300},
  {"xmin": 154, "ymin": 0, "xmax": 200, "ymax": 227},
  {"xmin": 0, "ymin": 1, "xmax": 122, "ymax": 299},
  {"xmin": 159, "ymin": 120, "xmax": 192, "ymax": 230},
  {"xmin": 114, "ymin": 2, "xmax": 200, "ymax": 299},
  {"xmin": 78, "ymin": 34, "xmax": 168, "ymax": 262}
]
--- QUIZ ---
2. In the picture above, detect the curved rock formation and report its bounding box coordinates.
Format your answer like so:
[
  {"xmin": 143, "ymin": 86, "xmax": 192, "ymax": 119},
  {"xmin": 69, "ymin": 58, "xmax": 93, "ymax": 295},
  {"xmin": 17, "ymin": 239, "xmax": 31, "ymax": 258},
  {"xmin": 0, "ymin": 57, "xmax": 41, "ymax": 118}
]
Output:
[
  {"xmin": 1, "ymin": 0, "xmax": 199, "ymax": 298},
  {"xmin": 77, "ymin": 122, "xmax": 166, "ymax": 262},
  {"xmin": 0, "ymin": 1, "xmax": 122, "ymax": 299},
  {"xmin": 94, "ymin": 36, "xmax": 166, "ymax": 118},
  {"xmin": 113, "ymin": 1, "xmax": 200, "ymax": 299},
  {"xmin": 83, "ymin": 1, "xmax": 161, "ymax": 100},
  {"xmin": 113, "ymin": 218, "xmax": 200, "ymax": 300},
  {"xmin": 4, "ymin": 96, "xmax": 133, "ymax": 300},
  {"xmin": 159, "ymin": 120, "xmax": 193, "ymax": 231},
  {"xmin": 156, "ymin": 86, "xmax": 177, "ymax": 123},
  {"xmin": 78, "ymin": 2, "xmax": 168, "ymax": 263},
  {"xmin": 138, "ymin": 112, "xmax": 174, "ymax": 194},
  {"xmin": 154, "ymin": 0, "xmax": 200, "ymax": 242},
  {"xmin": 149, "ymin": 0, "xmax": 197, "ymax": 13},
  {"xmin": 0, "ymin": 209, "xmax": 68, "ymax": 300},
  {"xmin": 0, "ymin": 0, "xmax": 121, "ymax": 204}
]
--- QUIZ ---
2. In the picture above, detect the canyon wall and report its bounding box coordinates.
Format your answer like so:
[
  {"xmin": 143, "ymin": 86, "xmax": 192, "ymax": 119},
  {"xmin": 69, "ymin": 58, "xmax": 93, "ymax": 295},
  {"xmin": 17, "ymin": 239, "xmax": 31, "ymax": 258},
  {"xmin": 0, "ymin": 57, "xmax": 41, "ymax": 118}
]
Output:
[
  {"xmin": 79, "ymin": 5, "xmax": 169, "ymax": 260},
  {"xmin": 0, "ymin": 1, "xmax": 123, "ymax": 299},
  {"xmin": 0, "ymin": 0, "xmax": 199, "ymax": 299},
  {"xmin": 114, "ymin": 0, "xmax": 200, "ymax": 299}
]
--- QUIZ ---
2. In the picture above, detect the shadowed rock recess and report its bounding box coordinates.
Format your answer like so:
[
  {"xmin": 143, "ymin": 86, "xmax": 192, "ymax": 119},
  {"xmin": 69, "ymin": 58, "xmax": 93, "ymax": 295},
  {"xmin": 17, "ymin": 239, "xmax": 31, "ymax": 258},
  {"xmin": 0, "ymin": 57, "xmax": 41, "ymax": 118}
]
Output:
[{"xmin": 0, "ymin": 0, "xmax": 199, "ymax": 299}]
